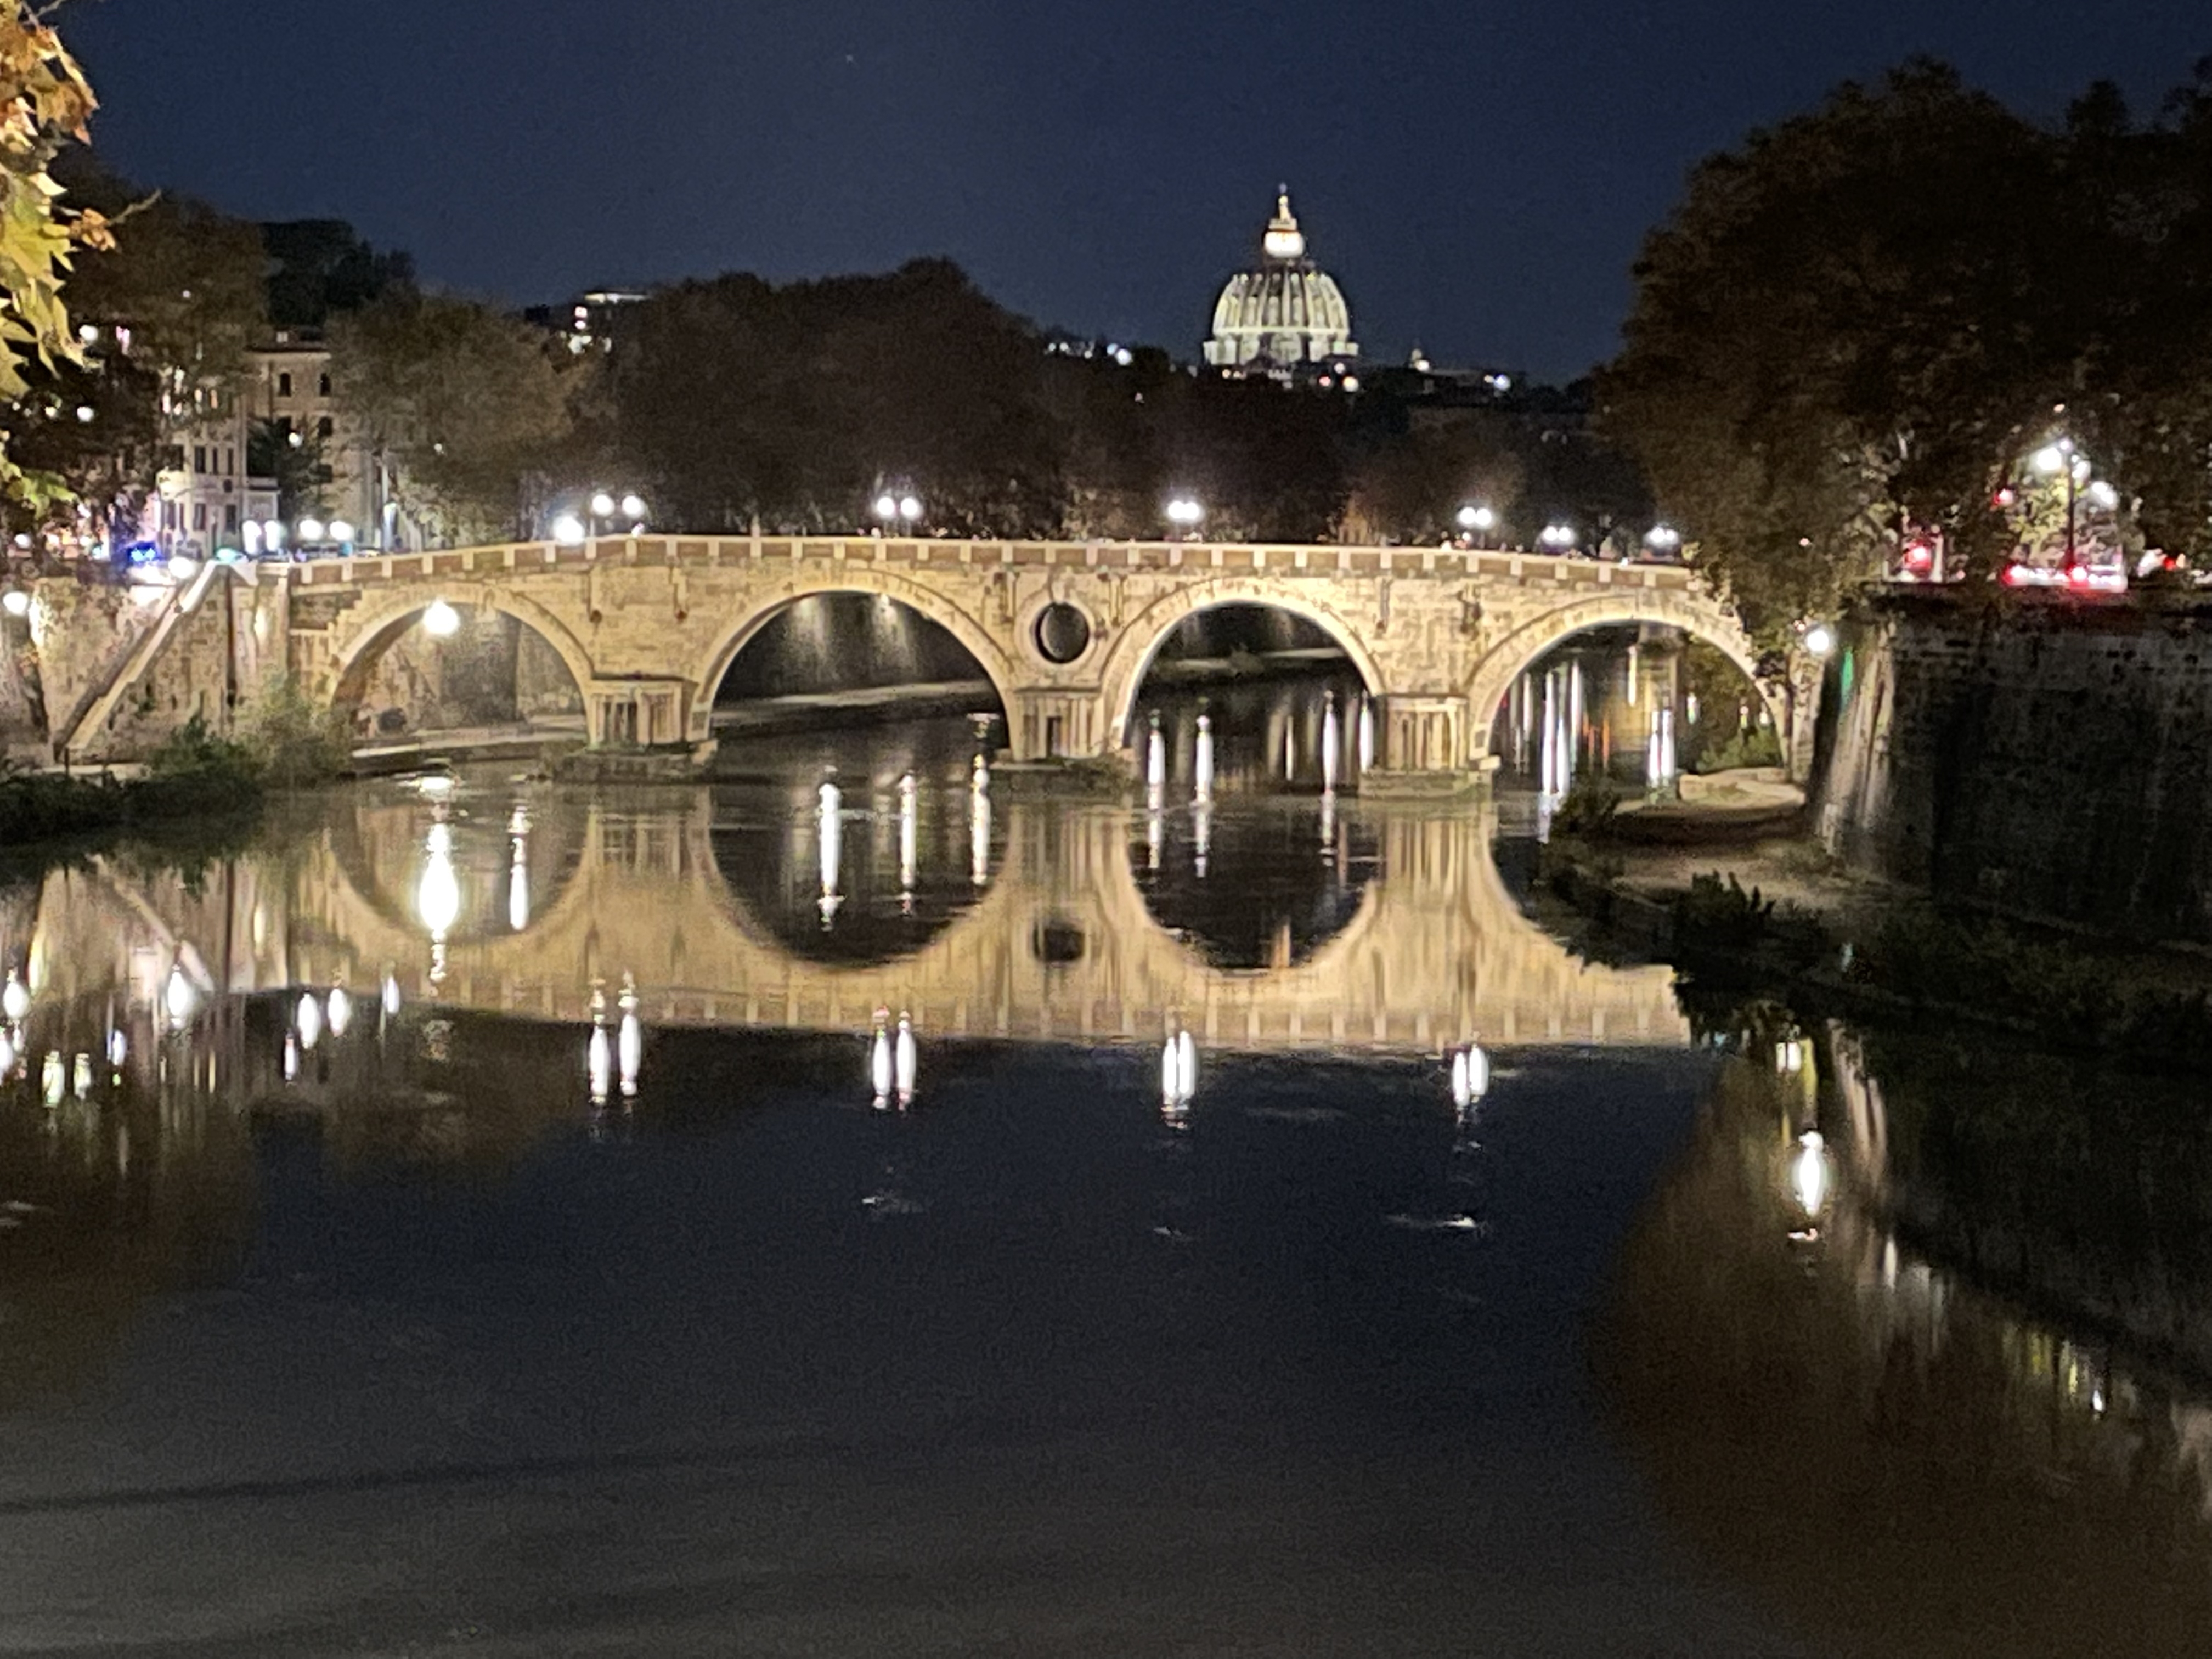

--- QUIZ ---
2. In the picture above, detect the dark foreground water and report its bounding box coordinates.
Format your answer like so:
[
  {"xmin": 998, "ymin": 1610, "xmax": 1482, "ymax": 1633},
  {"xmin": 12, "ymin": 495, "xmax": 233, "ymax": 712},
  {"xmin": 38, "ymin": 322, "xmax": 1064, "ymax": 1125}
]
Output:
[{"xmin": 3, "ymin": 720, "xmax": 2212, "ymax": 1656}]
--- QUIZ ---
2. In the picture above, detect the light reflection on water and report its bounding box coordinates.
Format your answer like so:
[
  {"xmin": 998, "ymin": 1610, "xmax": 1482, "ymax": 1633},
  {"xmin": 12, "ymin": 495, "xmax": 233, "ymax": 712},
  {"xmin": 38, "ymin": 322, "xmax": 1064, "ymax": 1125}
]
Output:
[
  {"xmin": 4, "ymin": 716, "xmax": 2212, "ymax": 1650},
  {"xmin": 1602, "ymin": 1020, "xmax": 2212, "ymax": 1656}
]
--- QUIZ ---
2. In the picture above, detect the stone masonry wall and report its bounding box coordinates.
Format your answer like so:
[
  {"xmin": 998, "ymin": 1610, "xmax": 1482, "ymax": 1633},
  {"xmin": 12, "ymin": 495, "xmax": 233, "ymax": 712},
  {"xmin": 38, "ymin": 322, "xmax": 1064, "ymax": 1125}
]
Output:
[{"xmin": 1818, "ymin": 592, "xmax": 2212, "ymax": 943}]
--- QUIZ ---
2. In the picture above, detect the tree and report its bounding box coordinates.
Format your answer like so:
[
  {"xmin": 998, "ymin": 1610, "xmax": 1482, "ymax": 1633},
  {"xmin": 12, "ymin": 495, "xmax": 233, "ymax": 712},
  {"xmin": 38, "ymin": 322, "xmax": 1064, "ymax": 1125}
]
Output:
[
  {"xmin": 0, "ymin": 5, "xmax": 106, "ymax": 509},
  {"xmin": 329, "ymin": 291, "xmax": 572, "ymax": 544},
  {"xmin": 263, "ymin": 219, "xmax": 413, "ymax": 329},
  {"xmin": 55, "ymin": 159, "xmax": 270, "ymax": 425},
  {"xmin": 1602, "ymin": 57, "xmax": 2212, "ymax": 630},
  {"xmin": 1599, "ymin": 62, "xmax": 2072, "ymax": 634},
  {"xmin": 603, "ymin": 260, "xmax": 1068, "ymax": 535},
  {"xmin": 247, "ymin": 416, "xmax": 329, "ymax": 522}
]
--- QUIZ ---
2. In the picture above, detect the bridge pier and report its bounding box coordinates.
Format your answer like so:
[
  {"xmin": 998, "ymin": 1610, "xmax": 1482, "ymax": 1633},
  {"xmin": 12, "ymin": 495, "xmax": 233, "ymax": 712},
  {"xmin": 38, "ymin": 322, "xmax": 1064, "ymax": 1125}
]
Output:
[
  {"xmin": 1007, "ymin": 686, "xmax": 1109, "ymax": 763},
  {"xmin": 585, "ymin": 676, "xmax": 692, "ymax": 748}
]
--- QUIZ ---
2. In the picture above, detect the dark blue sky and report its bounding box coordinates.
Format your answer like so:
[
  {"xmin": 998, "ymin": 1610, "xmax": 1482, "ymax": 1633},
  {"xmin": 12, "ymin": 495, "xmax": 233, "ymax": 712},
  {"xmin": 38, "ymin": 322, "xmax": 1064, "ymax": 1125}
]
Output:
[{"xmin": 63, "ymin": 0, "xmax": 2210, "ymax": 379}]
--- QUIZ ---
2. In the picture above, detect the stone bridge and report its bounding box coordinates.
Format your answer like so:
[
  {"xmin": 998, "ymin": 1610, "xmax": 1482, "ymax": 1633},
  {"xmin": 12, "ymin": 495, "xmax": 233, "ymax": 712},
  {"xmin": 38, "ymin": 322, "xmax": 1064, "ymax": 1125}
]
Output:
[
  {"xmin": 53, "ymin": 533, "xmax": 1778, "ymax": 773},
  {"xmin": 15, "ymin": 794, "xmax": 1689, "ymax": 1058}
]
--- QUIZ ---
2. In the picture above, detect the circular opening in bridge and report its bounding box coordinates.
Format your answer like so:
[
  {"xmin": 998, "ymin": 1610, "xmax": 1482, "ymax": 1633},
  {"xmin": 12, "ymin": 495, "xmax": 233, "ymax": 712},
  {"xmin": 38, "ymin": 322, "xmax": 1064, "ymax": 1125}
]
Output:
[
  {"xmin": 335, "ymin": 604, "xmax": 585, "ymax": 748},
  {"xmin": 1124, "ymin": 603, "xmax": 1372, "ymax": 795},
  {"xmin": 1032, "ymin": 602, "xmax": 1091, "ymax": 665},
  {"xmin": 1487, "ymin": 623, "xmax": 1779, "ymax": 827},
  {"xmin": 710, "ymin": 591, "xmax": 1006, "ymax": 751},
  {"xmin": 1132, "ymin": 800, "xmax": 1379, "ymax": 971},
  {"xmin": 1030, "ymin": 915, "xmax": 1086, "ymax": 967}
]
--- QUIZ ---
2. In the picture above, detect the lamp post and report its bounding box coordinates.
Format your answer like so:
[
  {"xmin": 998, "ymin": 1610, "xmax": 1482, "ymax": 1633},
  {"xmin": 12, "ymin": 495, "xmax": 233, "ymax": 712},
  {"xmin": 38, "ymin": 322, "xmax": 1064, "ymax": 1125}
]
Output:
[
  {"xmin": 1643, "ymin": 523, "xmax": 1681, "ymax": 560},
  {"xmin": 1456, "ymin": 504, "xmax": 1496, "ymax": 548},
  {"xmin": 1539, "ymin": 522, "xmax": 1578, "ymax": 556},
  {"xmin": 1165, "ymin": 497, "xmax": 1205, "ymax": 539},
  {"xmin": 2032, "ymin": 439, "xmax": 2091, "ymax": 569}
]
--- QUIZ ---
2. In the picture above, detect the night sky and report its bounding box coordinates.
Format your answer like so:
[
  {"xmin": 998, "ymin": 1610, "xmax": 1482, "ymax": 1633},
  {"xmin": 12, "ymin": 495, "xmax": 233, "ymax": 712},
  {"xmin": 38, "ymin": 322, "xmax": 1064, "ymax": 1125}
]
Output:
[{"xmin": 63, "ymin": 0, "xmax": 2210, "ymax": 380}]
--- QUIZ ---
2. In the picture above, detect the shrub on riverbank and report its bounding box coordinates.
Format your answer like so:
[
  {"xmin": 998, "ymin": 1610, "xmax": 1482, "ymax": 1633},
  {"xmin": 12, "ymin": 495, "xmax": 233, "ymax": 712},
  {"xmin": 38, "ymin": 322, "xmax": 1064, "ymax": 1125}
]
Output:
[{"xmin": 0, "ymin": 714, "xmax": 264, "ymax": 851}]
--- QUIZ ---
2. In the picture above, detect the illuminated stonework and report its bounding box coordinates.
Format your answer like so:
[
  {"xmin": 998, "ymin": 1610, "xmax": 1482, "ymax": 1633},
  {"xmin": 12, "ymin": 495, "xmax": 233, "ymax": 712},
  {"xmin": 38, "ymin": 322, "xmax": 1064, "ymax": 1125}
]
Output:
[{"xmin": 1204, "ymin": 189, "xmax": 1357, "ymax": 377}]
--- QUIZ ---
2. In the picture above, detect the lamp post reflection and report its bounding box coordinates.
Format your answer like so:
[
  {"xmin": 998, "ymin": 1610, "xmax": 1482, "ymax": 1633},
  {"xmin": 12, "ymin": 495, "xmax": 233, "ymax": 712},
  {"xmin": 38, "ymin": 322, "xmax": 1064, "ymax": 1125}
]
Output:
[
  {"xmin": 969, "ymin": 775, "xmax": 991, "ymax": 889},
  {"xmin": 897, "ymin": 772, "xmax": 918, "ymax": 915},
  {"xmin": 870, "ymin": 1008, "xmax": 893, "ymax": 1107},
  {"xmin": 417, "ymin": 815, "xmax": 461, "ymax": 986},
  {"xmin": 617, "ymin": 971, "xmax": 642, "ymax": 1099},
  {"xmin": 817, "ymin": 776, "xmax": 843, "ymax": 927},
  {"xmin": 587, "ymin": 977, "xmax": 612, "ymax": 1108},
  {"xmin": 507, "ymin": 805, "xmax": 532, "ymax": 933},
  {"xmin": 1160, "ymin": 1019, "xmax": 1198, "ymax": 1126}
]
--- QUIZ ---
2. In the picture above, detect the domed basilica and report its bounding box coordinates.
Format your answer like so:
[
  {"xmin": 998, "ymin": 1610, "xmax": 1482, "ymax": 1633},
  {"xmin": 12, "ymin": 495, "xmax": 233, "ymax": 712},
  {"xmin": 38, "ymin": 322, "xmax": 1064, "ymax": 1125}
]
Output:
[{"xmin": 1203, "ymin": 189, "xmax": 1358, "ymax": 380}]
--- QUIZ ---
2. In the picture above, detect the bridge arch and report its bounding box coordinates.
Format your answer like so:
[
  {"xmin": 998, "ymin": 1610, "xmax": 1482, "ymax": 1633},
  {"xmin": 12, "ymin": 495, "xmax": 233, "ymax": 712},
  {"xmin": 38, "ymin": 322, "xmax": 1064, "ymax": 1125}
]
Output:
[
  {"xmin": 325, "ymin": 588, "xmax": 597, "ymax": 720},
  {"xmin": 689, "ymin": 570, "xmax": 1022, "ymax": 737},
  {"xmin": 1095, "ymin": 577, "xmax": 1387, "ymax": 749},
  {"xmin": 1461, "ymin": 589, "xmax": 1780, "ymax": 762}
]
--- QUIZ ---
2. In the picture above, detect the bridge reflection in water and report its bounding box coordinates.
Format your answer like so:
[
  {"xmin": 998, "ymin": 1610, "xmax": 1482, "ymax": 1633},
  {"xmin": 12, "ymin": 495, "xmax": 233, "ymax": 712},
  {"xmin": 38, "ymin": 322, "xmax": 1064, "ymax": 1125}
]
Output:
[
  {"xmin": 14, "ymin": 785, "xmax": 1685, "ymax": 1068},
  {"xmin": 26, "ymin": 787, "xmax": 1681, "ymax": 1057}
]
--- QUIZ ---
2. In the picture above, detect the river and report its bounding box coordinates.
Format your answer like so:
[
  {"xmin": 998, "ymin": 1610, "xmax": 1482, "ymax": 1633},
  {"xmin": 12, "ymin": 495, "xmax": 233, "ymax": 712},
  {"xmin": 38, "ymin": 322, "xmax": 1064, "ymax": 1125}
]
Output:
[{"xmin": 1, "ymin": 712, "xmax": 2208, "ymax": 1656}]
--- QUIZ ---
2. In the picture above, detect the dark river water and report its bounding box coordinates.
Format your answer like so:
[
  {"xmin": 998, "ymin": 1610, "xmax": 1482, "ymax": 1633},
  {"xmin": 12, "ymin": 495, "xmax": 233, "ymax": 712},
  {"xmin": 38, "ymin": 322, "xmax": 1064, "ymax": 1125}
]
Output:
[{"xmin": 2, "ymin": 713, "xmax": 2210, "ymax": 1656}]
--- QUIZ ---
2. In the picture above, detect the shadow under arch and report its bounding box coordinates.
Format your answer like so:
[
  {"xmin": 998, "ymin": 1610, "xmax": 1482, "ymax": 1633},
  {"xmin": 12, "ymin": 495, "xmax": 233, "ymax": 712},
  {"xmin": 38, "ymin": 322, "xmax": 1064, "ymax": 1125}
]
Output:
[
  {"xmin": 1129, "ymin": 801, "xmax": 1384, "ymax": 973},
  {"xmin": 691, "ymin": 574, "xmax": 1019, "ymax": 733},
  {"xmin": 703, "ymin": 785, "xmax": 1000, "ymax": 971},
  {"xmin": 317, "ymin": 789, "xmax": 592, "ymax": 952},
  {"xmin": 326, "ymin": 590, "xmax": 595, "ymax": 718},
  {"xmin": 1096, "ymin": 578, "xmax": 1387, "ymax": 749},
  {"xmin": 1462, "ymin": 591, "xmax": 1782, "ymax": 759}
]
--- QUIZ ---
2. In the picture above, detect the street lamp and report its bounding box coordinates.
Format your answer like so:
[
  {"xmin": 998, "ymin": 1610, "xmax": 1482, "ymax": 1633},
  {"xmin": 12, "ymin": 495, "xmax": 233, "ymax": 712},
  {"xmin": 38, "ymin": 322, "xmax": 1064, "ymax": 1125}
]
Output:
[
  {"xmin": 422, "ymin": 599, "xmax": 461, "ymax": 639},
  {"xmin": 1165, "ymin": 497, "xmax": 1205, "ymax": 537},
  {"xmin": 1539, "ymin": 522, "xmax": 1578, "ymax": 555},
  {"xmin": 1457, "ymin": 505, "xmax": 1496, "ymax": 547},
  {"xmin": 328, "ymin": 519, "xmax": 356, "ymax": 550},
  {"xmin": 619, "ymin": 493, "xmax": 647, "ymax": 527},
  {"xmin": 2032, "ymin": 438, "xmax": 2092, "ymax": 568},
  {"xmin": 1802, "ymin": 622, "xmax": 1836, "ymax": 658},
  {"xmin": 873, "ymin": 488, "xmax": 923, "ymax": 533},
  {"xmin": 1644, "ymin": 523, "xmax": 1682, "ymax": 558},
  {"xmin": 298, "ymin": 516, "xmax": 326, "ymax": 546},
  {"xmin": 552, "ymin": 512, "xmax": 586, "ymax": 546}
]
